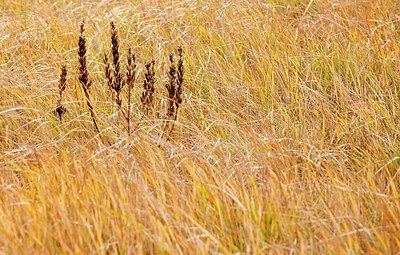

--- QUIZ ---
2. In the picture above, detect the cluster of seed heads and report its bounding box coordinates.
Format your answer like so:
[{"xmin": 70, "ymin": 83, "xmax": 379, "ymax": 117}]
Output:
[
  {"xmin": 164, "ymin": 47, "xmax": 184, "ymax": 139},
  {"xmin": 166, "ymin": 54, "xmax": 177, "ymax": 119},
  {"xmin": 103, "ymin": 22, "xmax": 137, "ymax": 134},
  {"xmin": 55, "ymin": 21, "xmax": 184, "ymax": 142}
]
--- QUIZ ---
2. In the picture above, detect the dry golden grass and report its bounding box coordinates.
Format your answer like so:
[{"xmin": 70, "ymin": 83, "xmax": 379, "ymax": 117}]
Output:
[{"xmin": 1, "ymin": 0, "xmax": 400, "ymax": 254}]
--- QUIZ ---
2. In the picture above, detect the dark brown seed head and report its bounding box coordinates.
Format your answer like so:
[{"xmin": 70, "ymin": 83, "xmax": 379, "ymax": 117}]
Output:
[
  {"xmin": 103, "ymin": 53, "xmax": 113, "ymax": 91},
  {"xmin": 166, "ymin": 54, "xmax": 177, "ymax": 118},
  {"xmin": 59, "ymin": 65, "xmax": 67, "ymax": 94},
  {"xmin": 176, "ymin": 47, "xmax": 184, "ymax": 106},
  {"xmin": 80, "ymin": 21, "xmax": 85, "ymax": 34},
  {"xmin": 76, "ymin": 21, "xmax": 101, "ymax": 135},
  {"xmin": 141, "ymin": 60, "xmax": 156, "ymax": 114},
  {"xmin": 162, "ymin": 48, "xmax": 185, "ymax": 138},
  {"xmin": 166, "ymin": 55, "xmax": 176, "ymax": 91},
  {"xmin": 56, "ymin": 65, "xmax": 68, "ymax": 121},
  {"xmin": 110, "ymin": 21, "xmax": 123, "ymax": 94},
  {"xmin": 126, "ymin": 48, "xmax": 136, "ymax": 89},
  {"xmin": 78, "ymin": 21, "xmax": 91, "ymax": 90},
  {"xmin": 55, "ymin": 104, "xmax": 67, "ymax": 119}
]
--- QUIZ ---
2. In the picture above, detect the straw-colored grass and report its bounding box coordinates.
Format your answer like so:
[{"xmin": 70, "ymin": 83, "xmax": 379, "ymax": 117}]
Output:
[{"xmin": 1, "ymin": 0, "xmax": 399, "ymax": 254}]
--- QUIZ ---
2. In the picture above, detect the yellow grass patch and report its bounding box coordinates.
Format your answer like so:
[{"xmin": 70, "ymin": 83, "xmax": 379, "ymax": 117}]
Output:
[{"xmin": 1, "ymin": 0, "xmax": 399, "ymax": 254}]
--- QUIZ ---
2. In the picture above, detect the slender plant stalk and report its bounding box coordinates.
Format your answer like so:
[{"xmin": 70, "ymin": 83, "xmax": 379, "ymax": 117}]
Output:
[
  {"xmin": 110, "ymin": 21, "xmax": 124, "ymax": 110},
  {"xmin": 162, "ymin": 54, "xmax": 177, "ymax": 139},
  {"xmin": 126, "ymin": 48, "xmax": 136, "ymax": 135},
  {"xmin": 175, "ymin": 47, "xmax": 184, "ymax": 121},
  {"xmin": 164, "ymin": 47, "xmax": 184, "ymax": 141},
  {"xmin": 78, "ymin": 21, "xmax": 101, "ymax": 136},
  {"xmin": 103, "ymin": 53, "xmax": 113, "ymax": 93},
  {"xmin": 166, "ymin": 54, "xmax": 177, "ymax": 119},
  {"xmin": 141, "ymin": 60, "xmax": 155, "ymax": 117},
  {"xmin": 55, "ymin": 65, "xmax": 67, "ymax": 122}
]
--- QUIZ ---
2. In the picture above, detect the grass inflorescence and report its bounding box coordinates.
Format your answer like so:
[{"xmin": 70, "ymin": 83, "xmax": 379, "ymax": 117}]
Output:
[
  {"xmin": 141, "ymin": 60, "xmax": 156, "ymax": 117},
  {"xmin": 78, "ymin": 21, "xmax": 101, "ymax": 136},
  {"xmin": 55, "ymin": 65, "xmax": 67, "ymax": 122}
]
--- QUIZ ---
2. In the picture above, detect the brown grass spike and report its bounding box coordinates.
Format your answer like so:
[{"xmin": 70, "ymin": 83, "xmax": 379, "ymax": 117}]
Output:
[
  {"xmin": 78, "ymin": 21, "xmax": 101, "ymax": 136},
  {"xmin": 175, "ymin": 47, "xmax": 184, "ymax": 121},
  {"xmin": 163, "ymin": 47, "xmax": 184, "ymax": 141},
  {"xmin": 126, "ymin": 48, "xmax": 136, "ymax": 135},
  {"xmin": 166, "ymin": 54, "xmax": 176, "ymax": 120},
  {"xmin": 110, "ymin": 21, "xmax": 124, "ymax": 109},
  {"xmin": 162, "ymin": 53, "xmax": 176, "ymax": 140},
  {"xmin": 103, "ymin": 53, "xmax": 113, "ymax": 93},
  {"xmin": 55, "ymin": 65, "xmax": 67, "ymax": 122},
  {"xmin": 141, "ymin": 60, "xmax": 155, "ymax": 116}
]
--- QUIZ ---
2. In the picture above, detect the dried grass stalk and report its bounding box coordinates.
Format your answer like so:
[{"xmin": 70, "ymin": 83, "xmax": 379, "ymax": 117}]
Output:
[
  {"xmin": 78, "ymin": 21, "xmax": 101, "ymax": 135},
  {"xmin": 163, "ymin": 47, "xmax": 184, "ymax": 140},
  {"xmin": 141, "ymin": 60, "xmax": 155, "ymax": 116},
  {"xmin": 110, "ymin": 21, "xmax": 124, "ymax": 109},
  {"xmin": 55, "ymin": 65, "xmax": 67, "ymax": 122},
  {"xmin": 165, "ymin": 54, "xmax": 177, "ymax": 120},
  {"xmin": 103, "ymin": 53, "xmax": 113, "ymax": 93},
  {"xmin": 175, "ymin": 47, "xmax": 184, "ymax": 121},
  {"xmin": 126, "ymin": 48, "xmax": 136, "ymax": 135}
]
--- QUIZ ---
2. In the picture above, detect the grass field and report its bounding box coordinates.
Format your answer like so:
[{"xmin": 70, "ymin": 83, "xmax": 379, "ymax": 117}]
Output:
[{"xmin": 1, "ymin": 0, "xmax": 400, "ymax": 254}]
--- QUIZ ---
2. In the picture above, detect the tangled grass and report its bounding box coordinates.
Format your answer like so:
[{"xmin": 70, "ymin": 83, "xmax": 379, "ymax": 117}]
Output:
[{"xmin": 0, "ymin": 0, "xmax": 399, "ymax": 254}]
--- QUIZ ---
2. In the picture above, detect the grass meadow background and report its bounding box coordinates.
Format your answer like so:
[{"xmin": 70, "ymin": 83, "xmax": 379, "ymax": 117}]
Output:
[{"xmin": 1, "ymin": 0, "xmax": 399, "ymax": 254}]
